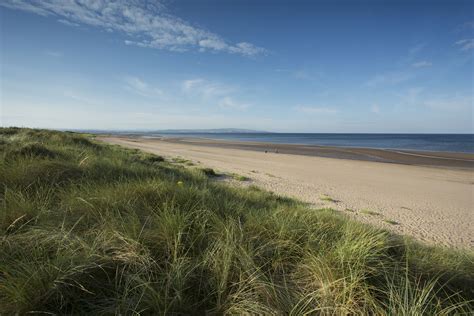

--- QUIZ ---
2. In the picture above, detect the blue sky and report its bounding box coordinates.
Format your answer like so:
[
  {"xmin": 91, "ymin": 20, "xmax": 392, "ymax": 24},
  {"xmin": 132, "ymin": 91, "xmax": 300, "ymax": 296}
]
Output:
[{"xmin": 1, "ymin": 0, "xmax": 473, "ymax": 132}]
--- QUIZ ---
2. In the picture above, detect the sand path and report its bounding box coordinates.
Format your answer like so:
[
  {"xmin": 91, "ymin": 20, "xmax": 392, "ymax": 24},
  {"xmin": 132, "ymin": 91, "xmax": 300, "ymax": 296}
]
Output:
[{"xmin": 100, "ymin": 137, "xmax": 474, "ymax": 249}]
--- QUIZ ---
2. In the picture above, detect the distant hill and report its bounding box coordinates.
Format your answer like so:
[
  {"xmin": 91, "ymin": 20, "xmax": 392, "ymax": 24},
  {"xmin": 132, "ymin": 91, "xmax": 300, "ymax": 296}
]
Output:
[
  {"xmin": 153, "ymin": 128, "xmax": 271, "ymax": 134},
  {"xmin": 74, "ymin": 128, "xmax": 272, "ymax": 134}
]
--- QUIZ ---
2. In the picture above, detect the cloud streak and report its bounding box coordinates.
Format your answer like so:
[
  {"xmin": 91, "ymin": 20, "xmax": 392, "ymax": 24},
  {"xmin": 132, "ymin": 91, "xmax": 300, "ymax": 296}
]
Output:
[
  {"xmin": 371, "ymin": 104, "xmax": 380, "ymax": 114},
  {"xmin": 294, "ymin": 106, "xmax": 338, "ymax": 114},
  {"xmin": 365, "ymin": 71, "xmax": 412, "ymax": 87},
  {"xmin": 218, "ymin": 97, "xmax": 249, "ymax": 110},
  {"xmin": 182, "ymin": 78, "xmax": 234, "ymax": 98},
  {"xmin": 182, "ymin": 78, "xmax": 248, "ymax": 110},
  {"xmin": 123, "ymin": 76, "xmax": 163, "ymax": 98},
  {"xmin": 455, "ymin": 39, "xmax": 474, "ymax": 51},
  {"xmin": 423, "ymin": 96, "xmax": 472, "ymax": 111},
  {"xmin": 412, "ymin": 61, "xmax": 432, "ymax": 68},
  {"xmin": 44, "ymin": 50, "xmax": 63, "ymax": 57},
  {"xmin": 1, "ymin": 0, "xmax": 266, "ymax": 56}
]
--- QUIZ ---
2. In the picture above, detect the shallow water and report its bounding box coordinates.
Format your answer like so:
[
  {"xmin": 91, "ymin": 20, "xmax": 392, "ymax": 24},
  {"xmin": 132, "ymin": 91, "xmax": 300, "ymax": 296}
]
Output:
[{"xmin": 143, "ymin": 133, "xmax": 474, "ymax": 153}]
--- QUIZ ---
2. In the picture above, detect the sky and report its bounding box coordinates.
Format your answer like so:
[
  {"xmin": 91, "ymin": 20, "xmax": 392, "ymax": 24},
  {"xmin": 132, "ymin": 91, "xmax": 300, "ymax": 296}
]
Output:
[{"xmin": 0, "ymin": 0, "xmax": 473, "ymax": 133}]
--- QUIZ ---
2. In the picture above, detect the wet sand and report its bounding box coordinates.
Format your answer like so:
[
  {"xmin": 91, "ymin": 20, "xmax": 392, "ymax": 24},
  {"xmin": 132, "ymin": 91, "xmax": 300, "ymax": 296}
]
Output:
[
  {"xmin": 99, "ymin": 136, "xmax": 474, "ymax": 249},
  {"xmin": 157, "ymin": 137, "xmax": 474, "ymax": 169}
]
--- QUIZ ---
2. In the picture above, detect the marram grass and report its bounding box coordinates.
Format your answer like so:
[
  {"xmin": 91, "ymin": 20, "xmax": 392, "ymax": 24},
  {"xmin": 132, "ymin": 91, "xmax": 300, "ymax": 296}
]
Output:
[{"xmin": 0, "ymin": 127, "xmax": 473, "ymax": 314}]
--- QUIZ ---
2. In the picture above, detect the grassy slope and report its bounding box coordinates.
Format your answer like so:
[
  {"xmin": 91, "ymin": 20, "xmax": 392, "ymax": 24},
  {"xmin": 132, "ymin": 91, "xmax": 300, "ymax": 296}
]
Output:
[{"xmin": 0, "ymin": 128, "xmax": 473, "ymax": 315}]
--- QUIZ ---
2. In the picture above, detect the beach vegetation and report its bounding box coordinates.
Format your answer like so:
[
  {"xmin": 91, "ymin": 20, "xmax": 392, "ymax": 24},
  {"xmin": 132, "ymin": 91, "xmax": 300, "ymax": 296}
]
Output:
[
  {"xmin": 136, "ymin": 153, "xmax": 165, "ymax": 164},
  {"xmin": 361, "ymin": 209, "xmax": 381, "ymax": 216},
  {"xmin": 199, "ymin": 167, "xmax": 218, "ymax": 177},
  {"xmin": 320, "ymin": 194, "xmax": 337, "ymax": 203},
  {"xmin": 230, "ymin": 173, "xmax": 250, "ymax": 181},
  {"xmin": 0, "ymin": 128, "xmax": 473, "ymax": 314},
  {"xmin": 172, "ymin": 157, "xmax": 191, "ymax": 164}
]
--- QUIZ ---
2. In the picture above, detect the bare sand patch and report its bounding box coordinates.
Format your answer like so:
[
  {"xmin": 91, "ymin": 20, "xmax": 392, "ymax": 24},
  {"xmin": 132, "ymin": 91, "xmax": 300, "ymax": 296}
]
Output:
[{"xmin": 100, "ymin": 136, "xmax": 474, "ymax": 249}]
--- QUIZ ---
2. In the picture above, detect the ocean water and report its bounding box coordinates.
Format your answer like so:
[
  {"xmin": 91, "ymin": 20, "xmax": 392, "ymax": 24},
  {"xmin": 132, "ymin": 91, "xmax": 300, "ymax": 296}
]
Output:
[{"xmin": 147, "ymin": 133, "xmax": 474, "ymax": 153}]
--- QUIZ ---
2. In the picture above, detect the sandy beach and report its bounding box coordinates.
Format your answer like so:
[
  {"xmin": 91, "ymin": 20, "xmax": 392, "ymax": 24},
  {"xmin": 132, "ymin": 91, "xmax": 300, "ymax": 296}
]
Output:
[{"xmin": 100, "ymin": 136, "xmax": 474, "ymax": 249}]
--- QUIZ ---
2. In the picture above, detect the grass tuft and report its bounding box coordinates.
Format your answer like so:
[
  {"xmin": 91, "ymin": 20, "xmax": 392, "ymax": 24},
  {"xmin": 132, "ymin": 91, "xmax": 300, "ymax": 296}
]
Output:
[
  {"xmin": 361, "ymin": 209, "xmax": 381, "ymax": 216},
  {"xmin": 172, "ymin": 157, "xmax": 191, "ymax": 164},
  {"xmin": 230, "ymin": 173, "xmax": 250, "ymax": 181},
  {"xmin": 199, "ymin": 167, "xmax": 218, "ymax": 177},
  {"xmin": 7, "ymin": 143, "xmax": 60, "ymax": 159},
  {"xmin": 320, "ymin": 194, "xmax": 337, "ymax": 203}
]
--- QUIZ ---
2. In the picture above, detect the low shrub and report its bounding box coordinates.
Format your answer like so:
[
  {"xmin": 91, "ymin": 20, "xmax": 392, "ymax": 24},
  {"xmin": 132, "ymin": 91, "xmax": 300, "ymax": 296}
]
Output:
[{"xmin": 199, "ymin": 167, "xmax": 218, "ymax": 177}]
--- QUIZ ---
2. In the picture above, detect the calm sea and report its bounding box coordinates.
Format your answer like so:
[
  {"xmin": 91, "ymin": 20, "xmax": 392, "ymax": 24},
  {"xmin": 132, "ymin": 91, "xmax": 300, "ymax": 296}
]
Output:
[{"xmin": 147, "ymin": 133, "xmax": 474, "ymax": 153}]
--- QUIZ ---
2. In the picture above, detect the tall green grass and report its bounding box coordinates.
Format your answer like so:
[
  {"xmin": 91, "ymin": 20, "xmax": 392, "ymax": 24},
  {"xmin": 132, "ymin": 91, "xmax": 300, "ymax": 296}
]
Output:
[{"xmin": 0, "ymin": 127, "xmax": 473, "ymax": 314}]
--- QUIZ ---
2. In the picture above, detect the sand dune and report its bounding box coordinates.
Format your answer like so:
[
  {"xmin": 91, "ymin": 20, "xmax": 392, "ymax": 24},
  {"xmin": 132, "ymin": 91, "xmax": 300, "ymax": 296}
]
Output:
[{"xmin": 100, "ymin": 136, "xmax": 474, "ymax": 249}]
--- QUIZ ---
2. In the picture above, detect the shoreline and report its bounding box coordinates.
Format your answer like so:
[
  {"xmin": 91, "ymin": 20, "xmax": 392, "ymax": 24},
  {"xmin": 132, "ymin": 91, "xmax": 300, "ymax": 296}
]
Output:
[
  {"xmin": 99, "ymin": 136, "xmax": 474, "ymax": 248},
  {"xmin": 133, "ymin": 135, "xmax": 474, "ymax": 170}
]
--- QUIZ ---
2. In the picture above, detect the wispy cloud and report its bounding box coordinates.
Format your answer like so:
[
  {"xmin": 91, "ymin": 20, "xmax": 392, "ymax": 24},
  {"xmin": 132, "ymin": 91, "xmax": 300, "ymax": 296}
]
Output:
[
  {"xmin": 396, "ymin": 88, "xmax": 472, "ymax": 113},
  {"xmin": 294, "ymin": 106, "xmax": 338, "ymax": 114},
  {"xmin": 57, "ymin": 19, "xmax": 80, "ymax": 27},
  {"xmin": 275, "ymin": 68, "xmax": 323, "ymax": 82},
  {"xmin": 123, "ymin": 76, "xmax": 163, "ymax": 98},
  {"xmin": 218, "ymin": 97, "xmax": 249, "ymax": 110},
  {"xmin": 455, "ymin": 21, "xmax": 474, "ymax": 32},
  {"xmin": 44, "ymin": 50, "xmax": 63, "ymax": 58},
  {"xmin": 464, "ymin": 21, "xmax": 474, "ymax": 29},
  {"xmin": 1, "ymin": 0, "xmax": 266, "ymax": 57},
  {"xmin": 412, "ymin": 61, "xmax": 432, "ymax": 68},
  {"xmin": 366, "ymin": 71, "xmax": 412, "ymax": 87},
  {"xmin": 394, "ymin": 87, "xmax": 424, "ymax": 107},
  {"xmin": 293, "ymin": 69, "xmax": 312, "ymax": 80},
  {"xmin": 398, "ymin": 42, "xmax": 428, "ymax": 67},
  {"xmin": 368, "ymin": 45, "xmax": 428, "ymax": 88},
  {"xmin": 63, "ymin": 91, "xmax": 103, "ymax": 106},
  {"xmin": 182, "ymin": 78, "xmax": 234, "ymax": 98},
  {"xmin": 423, "ymin": 96, "xmax": 472, "ymax": 111},
  {"xmin": 182, "ymin": 78, "xmax": 248, "ymax": 110},
  {"xmin": 408, "ymin": 42, "xmax": 427, "ymax": 55},
  {"xmin": 455, "ymin": 39, "xmax": 474, "ymax": 51},
  {"xmin": 371, "ymin": 104, "xmax": 380, "ymax": 114}
]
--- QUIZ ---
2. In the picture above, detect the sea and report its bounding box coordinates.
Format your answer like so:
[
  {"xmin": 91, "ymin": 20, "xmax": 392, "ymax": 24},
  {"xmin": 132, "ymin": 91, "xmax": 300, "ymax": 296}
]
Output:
[{"xmin": 143, "ymin": 133, "xmax": 474, "ymax": 154}]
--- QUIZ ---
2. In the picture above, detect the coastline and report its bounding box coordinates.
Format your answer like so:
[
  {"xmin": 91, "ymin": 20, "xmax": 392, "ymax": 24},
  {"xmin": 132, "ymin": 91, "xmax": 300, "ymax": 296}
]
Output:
[
  {"xmin": 137, "ymin": 135, "xmax": 474, "ymax": 169},
  {"xmin": 99, "ymin": 135, "xmax": 474, "ymax": 248}
]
